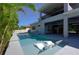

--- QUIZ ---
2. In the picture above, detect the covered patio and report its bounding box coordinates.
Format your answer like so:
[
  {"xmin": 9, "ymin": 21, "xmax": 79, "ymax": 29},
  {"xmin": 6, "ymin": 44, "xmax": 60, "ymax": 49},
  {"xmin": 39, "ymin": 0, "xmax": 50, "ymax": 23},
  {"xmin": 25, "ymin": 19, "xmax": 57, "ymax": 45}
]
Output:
[{"xmin": 37, "ymin": 3, "xmax": 79, "ymax": 37}]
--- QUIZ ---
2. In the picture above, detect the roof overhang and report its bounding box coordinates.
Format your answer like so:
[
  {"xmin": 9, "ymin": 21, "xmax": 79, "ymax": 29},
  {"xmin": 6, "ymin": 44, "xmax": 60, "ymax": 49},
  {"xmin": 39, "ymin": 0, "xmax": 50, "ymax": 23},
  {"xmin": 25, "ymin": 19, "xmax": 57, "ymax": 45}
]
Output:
[
  {"xmin": 39, "ymin": 3, "xmax": 64, "ymax": 14},
  {"xmin": 39, "ymin": 3, "xmax": 79, "ymax": 15}
]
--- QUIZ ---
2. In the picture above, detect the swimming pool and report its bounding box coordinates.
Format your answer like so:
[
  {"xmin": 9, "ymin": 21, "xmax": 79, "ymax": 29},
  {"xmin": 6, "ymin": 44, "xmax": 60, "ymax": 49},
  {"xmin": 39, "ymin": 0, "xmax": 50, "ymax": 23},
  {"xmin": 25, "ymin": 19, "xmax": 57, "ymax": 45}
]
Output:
[{"xmin": 18, "ymin": 33, "xmax": 65, "ymax": 55}]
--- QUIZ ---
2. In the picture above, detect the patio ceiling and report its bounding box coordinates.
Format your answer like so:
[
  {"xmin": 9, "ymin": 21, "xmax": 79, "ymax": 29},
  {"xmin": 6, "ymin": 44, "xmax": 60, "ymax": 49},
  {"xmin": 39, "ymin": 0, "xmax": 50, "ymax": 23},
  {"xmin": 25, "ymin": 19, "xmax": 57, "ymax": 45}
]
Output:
[
  {"xmin": 39, "ymin": 3, "xmax": 79, "ymax": 15},
  {"xmin": 69, "ymin": 3, "xmax": 79, "ymax": 9},
  {"xmin": 39, "ymin": 3, "xmax": 64, "ymax": 15}
]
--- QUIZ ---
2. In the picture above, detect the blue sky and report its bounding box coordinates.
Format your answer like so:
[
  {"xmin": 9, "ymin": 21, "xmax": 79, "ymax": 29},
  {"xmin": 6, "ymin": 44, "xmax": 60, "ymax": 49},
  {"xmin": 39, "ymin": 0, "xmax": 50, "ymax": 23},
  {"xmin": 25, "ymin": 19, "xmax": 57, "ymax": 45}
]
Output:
[{"xmin": 17, "ymin": 3, "xmax": 43, "ymax": 27}]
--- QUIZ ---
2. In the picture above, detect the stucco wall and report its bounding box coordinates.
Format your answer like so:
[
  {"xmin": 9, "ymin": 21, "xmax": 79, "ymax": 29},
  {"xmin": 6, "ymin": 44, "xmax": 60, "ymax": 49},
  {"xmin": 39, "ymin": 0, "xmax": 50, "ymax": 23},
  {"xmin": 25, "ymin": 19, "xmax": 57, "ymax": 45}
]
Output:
[
  {"xmin": 31, "ymin": 8, "xmax": 79, "ymax": 35},
  {"xmin": 38, "ymin": 8, "xmax": 79, "ymax": 34}
]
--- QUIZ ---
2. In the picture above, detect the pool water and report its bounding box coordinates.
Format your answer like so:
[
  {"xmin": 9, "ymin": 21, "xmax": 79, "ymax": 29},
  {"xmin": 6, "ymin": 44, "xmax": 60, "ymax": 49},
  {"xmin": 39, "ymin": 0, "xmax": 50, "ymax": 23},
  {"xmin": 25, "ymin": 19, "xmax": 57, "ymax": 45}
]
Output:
[{"xmin": 18, "ymin": 33, "xmax": 64, "ymax": 55}]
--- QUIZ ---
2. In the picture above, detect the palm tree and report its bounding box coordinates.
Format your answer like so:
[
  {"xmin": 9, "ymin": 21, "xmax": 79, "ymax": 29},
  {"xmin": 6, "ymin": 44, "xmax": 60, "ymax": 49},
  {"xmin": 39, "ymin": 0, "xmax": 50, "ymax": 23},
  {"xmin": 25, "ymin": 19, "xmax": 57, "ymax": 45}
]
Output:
[{"xmin": 0, "ymin": 3, "xmax": 36, "ymax": 54}]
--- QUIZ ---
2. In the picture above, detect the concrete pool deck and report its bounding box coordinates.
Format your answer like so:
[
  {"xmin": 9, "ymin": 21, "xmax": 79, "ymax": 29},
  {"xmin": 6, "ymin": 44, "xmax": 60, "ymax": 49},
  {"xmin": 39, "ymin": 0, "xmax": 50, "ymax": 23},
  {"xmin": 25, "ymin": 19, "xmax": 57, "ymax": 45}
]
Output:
[
  {"xmin": 5, "ymin": 29, "xmax": 30, "ymax": 55},
  {"xmin": 5, "ymin": 30, "xmax": 79, "ymax": 55},
  {"xmin": 55, "ymin": 45, "xmax": 79, "ymax": 55}
]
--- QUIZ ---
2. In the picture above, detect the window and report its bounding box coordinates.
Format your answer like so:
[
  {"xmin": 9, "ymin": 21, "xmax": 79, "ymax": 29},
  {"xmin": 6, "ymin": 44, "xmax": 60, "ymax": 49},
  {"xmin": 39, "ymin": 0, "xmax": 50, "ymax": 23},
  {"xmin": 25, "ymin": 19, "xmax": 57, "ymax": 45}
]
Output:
[
  {"xmin": 32, "ymin": 26, "xmax": 36, "ymax": 30},
  {"xmin": 38, "ymin": 25, "xmax": 40, "ymax": 27}
]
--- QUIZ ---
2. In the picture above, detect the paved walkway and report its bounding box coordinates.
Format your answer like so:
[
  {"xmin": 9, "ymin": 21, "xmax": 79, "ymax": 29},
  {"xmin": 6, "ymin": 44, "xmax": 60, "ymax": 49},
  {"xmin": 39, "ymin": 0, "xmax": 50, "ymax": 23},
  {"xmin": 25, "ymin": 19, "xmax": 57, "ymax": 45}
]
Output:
[
  {"xmin": 55, "ymin": 45, "xmax": 79, "ymax": 55},
  {"xmin": 5, "ymin": 29, "xmax": 30, "ymax": 55},
  {"xmin": 5, "ymin": 32, "xmax": 24, "ymax": 55}
]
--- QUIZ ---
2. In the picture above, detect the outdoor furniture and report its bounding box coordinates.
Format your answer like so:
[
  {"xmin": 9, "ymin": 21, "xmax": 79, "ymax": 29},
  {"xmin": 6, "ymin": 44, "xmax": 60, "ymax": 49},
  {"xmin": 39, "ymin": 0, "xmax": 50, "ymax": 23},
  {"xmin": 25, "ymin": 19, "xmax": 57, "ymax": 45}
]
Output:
[{"xmin": 33, "ymin": 41, "xmax": 55, "ymax": 51}]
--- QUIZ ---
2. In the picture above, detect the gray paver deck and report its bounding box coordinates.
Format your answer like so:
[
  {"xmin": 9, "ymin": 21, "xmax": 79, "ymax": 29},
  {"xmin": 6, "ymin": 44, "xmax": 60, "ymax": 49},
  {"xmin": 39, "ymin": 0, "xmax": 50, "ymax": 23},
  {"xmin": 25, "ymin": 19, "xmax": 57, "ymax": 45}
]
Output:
[
  {"xmin": 5, "ymin": 30, "xmax": 29, "ymax": 55},
  {"xmin": 55, "ymin": 45, "xmax": 79, "ymax": 55}
]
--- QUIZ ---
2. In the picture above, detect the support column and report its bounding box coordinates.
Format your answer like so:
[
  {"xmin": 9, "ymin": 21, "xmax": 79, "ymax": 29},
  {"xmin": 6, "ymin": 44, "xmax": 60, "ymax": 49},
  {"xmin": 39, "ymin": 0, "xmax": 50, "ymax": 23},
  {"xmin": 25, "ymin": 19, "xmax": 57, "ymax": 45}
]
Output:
[
  {"xmin": 63, "ymin": 17, "xmax": 68, "ymax": 37},
  {"xmin": 63, "ymin": 3, "xmax": 69, "ymax": 37},
  {"xmin": 41, "ymin": 22, "xmax": 45, "ymax": 34},
  {"xmin": 39, "ymin": 21, "xmax": 45, "ymax": 34}
]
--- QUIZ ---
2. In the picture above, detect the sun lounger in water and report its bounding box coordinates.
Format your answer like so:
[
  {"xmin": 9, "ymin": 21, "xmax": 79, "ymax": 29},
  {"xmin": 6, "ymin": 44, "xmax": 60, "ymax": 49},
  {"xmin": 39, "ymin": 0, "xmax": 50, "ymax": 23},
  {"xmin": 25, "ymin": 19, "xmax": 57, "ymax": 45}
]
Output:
[
  {"xmin": 34, "ymin": 41, "xmax": 55, "ymax": 51},
  {"xmin": 34, "ymin": 40, "xmax": 63, "ymax": 51}
]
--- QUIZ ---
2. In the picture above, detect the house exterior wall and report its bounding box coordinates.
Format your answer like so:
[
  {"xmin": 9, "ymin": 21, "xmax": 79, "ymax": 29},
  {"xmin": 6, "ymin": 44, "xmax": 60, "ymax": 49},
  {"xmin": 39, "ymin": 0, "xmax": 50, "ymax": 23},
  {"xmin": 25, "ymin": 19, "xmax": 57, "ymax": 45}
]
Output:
[{"xmin": 31, "ymin": 3, "xmax": 79, "ymax": 37}]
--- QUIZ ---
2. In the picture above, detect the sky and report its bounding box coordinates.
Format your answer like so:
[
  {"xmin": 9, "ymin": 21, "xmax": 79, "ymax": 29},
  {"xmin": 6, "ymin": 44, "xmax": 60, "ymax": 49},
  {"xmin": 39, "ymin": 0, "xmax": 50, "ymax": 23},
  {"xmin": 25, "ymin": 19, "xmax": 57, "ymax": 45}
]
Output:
[{"xmin": 17, "ymin": 3, "xmax": 43, "ymax": 27}]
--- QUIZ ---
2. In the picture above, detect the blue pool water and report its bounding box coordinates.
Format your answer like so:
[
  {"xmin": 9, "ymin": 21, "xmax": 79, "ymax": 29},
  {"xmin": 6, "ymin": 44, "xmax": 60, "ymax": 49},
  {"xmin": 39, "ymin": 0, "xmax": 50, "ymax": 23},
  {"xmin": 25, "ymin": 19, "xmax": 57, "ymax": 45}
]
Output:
[{"xmin": 18, "ymin": 33, "xmax": 65, "ymax": 55}]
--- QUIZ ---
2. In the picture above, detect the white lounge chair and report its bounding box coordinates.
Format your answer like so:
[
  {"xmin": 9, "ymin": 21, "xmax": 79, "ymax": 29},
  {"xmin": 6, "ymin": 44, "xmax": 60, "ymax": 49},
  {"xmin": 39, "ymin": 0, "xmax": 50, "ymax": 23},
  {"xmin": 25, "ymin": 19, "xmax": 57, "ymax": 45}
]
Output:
[
  {"xmin": 43, "ymin": 41, "xmax": 55, "ymax": 48},
  {"xmin": 34, "ymin": 41, "xmax": 55, "ymax": 51},
  {"xmin": 34, "ymin": 40, "xmax": 63, "ymax": 51},
  {"xmin": 34, "ymin": 42, "xmax": 45, "ymax": 50}
]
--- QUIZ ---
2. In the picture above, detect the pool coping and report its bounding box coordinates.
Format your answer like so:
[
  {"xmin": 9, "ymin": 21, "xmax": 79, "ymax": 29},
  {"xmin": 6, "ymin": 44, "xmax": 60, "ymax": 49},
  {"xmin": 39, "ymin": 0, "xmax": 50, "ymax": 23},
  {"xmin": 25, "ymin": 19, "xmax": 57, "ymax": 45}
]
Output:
[
  {"xmin": 55, "ymin": 45, "xmax": 79, "ymax": 55},
  {"xmin": 5, "ymin": 30, "xmax": 25, "ymax": 55}
]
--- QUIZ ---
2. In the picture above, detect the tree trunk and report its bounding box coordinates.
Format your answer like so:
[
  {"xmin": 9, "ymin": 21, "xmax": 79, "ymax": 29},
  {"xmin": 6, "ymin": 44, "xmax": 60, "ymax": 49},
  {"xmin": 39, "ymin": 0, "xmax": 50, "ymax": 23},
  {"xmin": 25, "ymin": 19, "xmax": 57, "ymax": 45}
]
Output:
[{"xmin": 0, "ymin": 24, "xmax": 9, "ymax": 54}]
